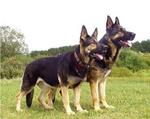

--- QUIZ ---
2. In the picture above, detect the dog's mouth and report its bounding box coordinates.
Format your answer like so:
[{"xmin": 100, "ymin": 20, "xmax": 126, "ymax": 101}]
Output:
[
  {"xmin": 120, "ymin": 32, "xmax": 136, "ymax": 47},
  {"xmin": 90, "ymin": 53, "xmax": 104, "ymax": 60},
  {"xmin": 90, "ymin": 44, "xmax": 108, "ymax": 61},
  {"xmin": 120, "ymin": 40, "xmax": 132, "ymax": 47}
]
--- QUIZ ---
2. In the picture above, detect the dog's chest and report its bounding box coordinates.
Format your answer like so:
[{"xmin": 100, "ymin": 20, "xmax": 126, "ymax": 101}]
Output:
[
  {"xmin": 104, "ymin": 69, "xmax": 111, "ymax": 78},
  {"xmin": 88, "ymin": 67, "xmax": 111, "ymax": 82},
  {"xmin": 99, "ymin": 68, "xmax": 111, "ymax": 78},
  {"xmin": 96, "ymin": 69, "xmax": 111, "ymax": 82},
  {"xmin": 67, "ymin": 75, "xmax": 86, "ymax": 87}
]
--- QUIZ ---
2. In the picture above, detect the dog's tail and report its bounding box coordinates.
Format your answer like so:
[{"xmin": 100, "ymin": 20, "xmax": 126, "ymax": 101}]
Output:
[{"xmin": 26, "ymin": 89, "xmax": 34, "ymax": 107}]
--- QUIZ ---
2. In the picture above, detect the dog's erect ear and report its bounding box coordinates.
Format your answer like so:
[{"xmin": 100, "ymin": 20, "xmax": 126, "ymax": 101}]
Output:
[
  {"xmin": 115, "ymin": 17, "xmax": 120, "ymax": 25},
  {"xmin": 106, "ymin": 15, "xmax": 113, "ymax": 29},
  {"xmin": 92, "ymin": 28, "xmax": 98, "ymax": 40},
  {"xmin": 80, "ymin": 25, "xmax": 88, "ymax": 41}
]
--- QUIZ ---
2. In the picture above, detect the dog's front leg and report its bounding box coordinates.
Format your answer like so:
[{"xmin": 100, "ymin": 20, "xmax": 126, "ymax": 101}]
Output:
[
  {"xmin": 60, "ymin": 86, "xmax": 75, "ymax": 115},
  {"xmin": 90, "ymin": 81, "xmax": 102, "ymax": 111},
  {"xmin": 73, "ymin": 85, "xmax": 88, "ymax": 113},
  {"xmin": 98, "ymin": 80, "xmax": 114, "ymax": 109}
]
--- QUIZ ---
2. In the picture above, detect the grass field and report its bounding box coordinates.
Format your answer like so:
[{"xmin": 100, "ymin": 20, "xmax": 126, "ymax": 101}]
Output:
[{"xmin": 0, "ymin": 77, "xmax": 150, "ymax": 119}]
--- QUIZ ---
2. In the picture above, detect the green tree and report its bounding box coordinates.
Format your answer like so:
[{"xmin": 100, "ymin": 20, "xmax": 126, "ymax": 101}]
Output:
[
  {"xmin": 0, "ymin": 26, "xmax": 28, "ymax": 60},
  {"xmin": 140, "ymin": 40, "xmax": 150, "ymax": 52},
  {"xmin": 131, "ymin": 41, "xmax": 142, "ymax": 52},
  {"xmin": 131, "ymin": 39, "xmax": 150, "ymax": 53}
]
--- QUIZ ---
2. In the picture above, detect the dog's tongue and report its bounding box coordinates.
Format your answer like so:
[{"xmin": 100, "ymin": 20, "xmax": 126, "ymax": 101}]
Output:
[
  {"xmin": 121, "ymin": 41, "xmax": 132, "ymax": 47},
  {"xmin": 95, "ymin": 54, "xmax": 103, "ymax": 60},
  {"xmin": 128, "ymin": 42, "xmax": 132, "ymax": 47}
]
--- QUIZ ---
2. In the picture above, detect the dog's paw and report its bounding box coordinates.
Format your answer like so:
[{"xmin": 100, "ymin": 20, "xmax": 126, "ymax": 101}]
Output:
[
  {"xmin": 94, "ymin": 107, "xmax": 103, "ymax": 112},
  {"xmin": 77, "ymin": 109, "xmax": 88, "ymax": 113},
  {"xmin": 101, "ymin": 104, "xmax": 115, "ymax": 109},
  {"xmin": 106, "ymin": 105, "xmax": 115, "ymax": 109},
  {"xmin": 93, "ymin": 105, "xmax": 103, "ymax": 112},
  {"xmin": 66, "ymin": 110, "xmax": 75, "ymax": 115},
  {"xmin": 45, "ymin": 105, "xmax": 54, "ymax": 110},
  {"xmin": 16, "ymin": 108, "xmax": 23, "ymax": 112}
]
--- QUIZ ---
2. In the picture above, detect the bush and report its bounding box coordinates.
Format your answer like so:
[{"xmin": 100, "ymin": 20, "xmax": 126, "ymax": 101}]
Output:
[
  {"xmin": 133, "ymin": 69, "xmax": 150, "ymax": 77},
  {"xmin": 110, "ymin": 67, "xmax": 134, "ymax": 77},
  {"xmin": 142, "ymin": 53, "xmax": 150, "ymax": 66},
  {"xmin": 117, "ymin": 49, "xmax": 149, "ymax": 72},
  {"xmin": 1, "ymin": 55, "xmax": 33, "ymax": 79}
]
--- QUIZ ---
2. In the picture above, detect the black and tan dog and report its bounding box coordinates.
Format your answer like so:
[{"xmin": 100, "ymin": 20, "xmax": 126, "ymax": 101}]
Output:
[
  {"xmin": 87, "ymin": 16, "xmax": 136, "ymax": 111},
  {"xmin": 16, "ymin": 25, "xmax": 107, "ymax": 115}
]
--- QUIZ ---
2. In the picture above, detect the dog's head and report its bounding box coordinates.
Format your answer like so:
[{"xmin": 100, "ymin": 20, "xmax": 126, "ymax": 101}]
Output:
[
  {"xmin": 106, "ymin": 16, "xmax": 136, "ymax": 48},
  {"xmin": 80, "ymin": 25, "xmax": 98, "ymax": 56},
  {"xmin": 90, "ymin": 43, "xmax": 108, "ymax": 60}
]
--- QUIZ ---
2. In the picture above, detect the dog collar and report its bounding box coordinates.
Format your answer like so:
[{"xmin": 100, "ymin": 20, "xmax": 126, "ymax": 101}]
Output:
[
  {"xmin": 100, "ymin": 34, "xmax": 120, "ymax": 62},
  {"xmin": 74, "ymin": 51, "xmax": 90, "ymax": 78}
]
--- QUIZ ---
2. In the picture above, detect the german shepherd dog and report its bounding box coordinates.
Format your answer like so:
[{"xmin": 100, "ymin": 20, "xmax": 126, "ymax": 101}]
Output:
[
  {"xmin": 16, "ymin": 25, "xmax": 107, "ymax": 115},
  {"xmin": 87, "ymin": 16, "xmax": 136, "ymax": 111}
]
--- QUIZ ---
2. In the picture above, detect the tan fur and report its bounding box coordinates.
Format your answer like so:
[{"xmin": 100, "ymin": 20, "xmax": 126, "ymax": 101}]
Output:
[
  {"xmin": 57, "ymin": 76, "xmax": 75, "ymax": 115},
  {"xmin": 58, "ymin": 75, "xmax": 88, "ymax": 114},
  {"xmin": 88, "ymin": 65, "xmax": 114, "ymax": 110},
  {"xmin": 47, "ymin": 89, "xmax": 57, "ymax": 107},
  {"xmin": 60, "ymin": 86, "xmax": 75, "ymax": 115},
  {"xmin": 16, "ymin": 91, "xmax": 26, "ymax": 112},
  {"xmin": 89, "ymin": 80, "xmax": 101, "ymax": 111},
  {"xmin": 80, "ymin": 43, "xmax": 97, "ymax": 64},
  {"xmin": 37, "ymin": 78, "xmax": 57, "ymax": 109},
  {"xmin": 108, "ymin": 38, "xmax": 117, "ymax": 58}
]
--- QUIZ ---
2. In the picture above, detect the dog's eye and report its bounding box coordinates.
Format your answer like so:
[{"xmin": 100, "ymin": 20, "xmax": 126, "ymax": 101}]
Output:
[
  {"xmin": 111, "ymin": 29, "xmax": 117, "ymax": 35},
  {"xmin": 118, "ymin": 32, "xmax": 124, "ymax": 37},
  {"xmin": 120, "ymin": 28, "xmax": 126, "ymax": 32}
]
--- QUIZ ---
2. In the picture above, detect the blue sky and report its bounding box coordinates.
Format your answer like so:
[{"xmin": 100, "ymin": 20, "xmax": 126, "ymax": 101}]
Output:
[{"xmin": 1, "ymin": 0, "xmax": 150, "ymax": 51}]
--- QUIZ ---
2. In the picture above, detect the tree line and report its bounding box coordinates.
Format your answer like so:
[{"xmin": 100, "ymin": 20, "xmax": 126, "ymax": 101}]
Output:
[
  {"xmin": 0, "ymin": 26, "xmax": 150, "ymax": 79},
  {"xmin": 1, "ymin": 26, "xmax": 150, "ymax": 60}
]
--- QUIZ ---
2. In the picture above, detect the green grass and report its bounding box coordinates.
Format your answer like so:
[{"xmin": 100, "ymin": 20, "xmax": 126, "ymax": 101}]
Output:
[{"xmin": 0, "ymin": 77, "xmax": 150, "ymax": 119}]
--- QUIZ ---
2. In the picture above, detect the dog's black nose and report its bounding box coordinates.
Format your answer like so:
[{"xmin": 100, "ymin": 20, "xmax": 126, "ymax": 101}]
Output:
[
  {"xmin": 102, "ymin": 44, "xmax": 108, "ymax": 50},
  {"xmin": 131, "ymin": 32, "xmax": 136, "ymax": 38},
  {"xmin": 101, "ymin": 44, "xmax": 108, "ymax": 53}
]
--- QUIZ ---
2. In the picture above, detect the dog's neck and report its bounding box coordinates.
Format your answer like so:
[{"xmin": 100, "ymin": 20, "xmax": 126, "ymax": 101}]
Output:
[
  {"xmin": 100, "ymin": 34, "xmax": 121, "ymax": 68},
  {"xmin": 73, "ymin": 46, "xmax": 90, "ymax": 78},
  {"xmin": 76, "ymin": 45, "xmax": 90, "ymax": 64}
]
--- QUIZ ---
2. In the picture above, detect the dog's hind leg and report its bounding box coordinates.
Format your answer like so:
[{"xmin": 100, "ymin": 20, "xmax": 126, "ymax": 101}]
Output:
[
  {"xmin": 47, "ymin": 89, "xmax": 57, "ymax": 109},
  {"xmin": 16, "ymin": 91, "xmax": 26, "ymax": 112},
  {"xmin": 16, "ymin": 87, "xmax": 34, "ymax": 112},
  {"xmin": 73, "ymin": 85, "xmax": 88, "ymax": 113},
  {"xmin": 16, "ymin": 76, "xmax": 35, "ymax": 112},
  {"xmin": 38, "ymin": 84, "xmax": 52, "ymax": 110}
]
